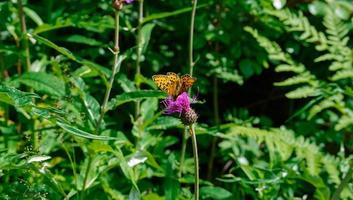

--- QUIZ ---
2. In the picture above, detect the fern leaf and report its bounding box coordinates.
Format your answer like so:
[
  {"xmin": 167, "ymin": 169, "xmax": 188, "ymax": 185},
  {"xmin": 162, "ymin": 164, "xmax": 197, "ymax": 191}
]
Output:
[{"xmin": 285, "ymin": 86, "xmax": 320, "ymax": 99}]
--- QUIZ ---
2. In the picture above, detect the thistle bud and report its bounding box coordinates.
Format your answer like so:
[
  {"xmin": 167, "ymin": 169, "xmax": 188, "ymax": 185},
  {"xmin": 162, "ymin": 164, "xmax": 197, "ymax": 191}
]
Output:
[
  {"xmin": 112, "ymin": 0, "xmax": 123, "ymax": 10},
  {"xmin": 181, "ymin": 108, "xmax": 198, "ymax": 126}
]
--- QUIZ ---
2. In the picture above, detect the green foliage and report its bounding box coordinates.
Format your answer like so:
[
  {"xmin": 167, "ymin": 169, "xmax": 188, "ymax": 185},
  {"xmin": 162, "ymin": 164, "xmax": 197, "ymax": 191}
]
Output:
[{"xmin": 1, "ymin": 0, "xmax": 353, "ymax": 199}]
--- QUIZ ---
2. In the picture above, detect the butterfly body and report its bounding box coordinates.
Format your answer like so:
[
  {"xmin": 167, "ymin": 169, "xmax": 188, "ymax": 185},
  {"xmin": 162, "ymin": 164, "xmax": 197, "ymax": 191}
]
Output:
[{"xmin": 152, "ymin": 72, "xmax": 196, "ymax": 98}]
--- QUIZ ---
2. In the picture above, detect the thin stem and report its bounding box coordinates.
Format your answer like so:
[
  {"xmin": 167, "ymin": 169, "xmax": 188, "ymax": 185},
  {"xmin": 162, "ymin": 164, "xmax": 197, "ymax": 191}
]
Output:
[
  {"xmin": 62, "ymin": 144, "xmax": 78, "ymax": 189},
  {"xmin": 188, "ymin": 0, "xmax": 198, "ymax": 76},
  {"xmin": 189, "ymin": 124, "xmax": 199, "ymax": 200},
  {"xmin": 134, "ymin": 0, "xmax": 144, "ymax": 119},
  {"xmin": 17, "ymin": 0, "xmax": 31, "ymax": 71},
  {"xmin": 80, "ymin": 156, "xmax": 92, "ymax": 200},
  {"xmin": 331, "ymin": 160, "xmax": 353, "ymax": 200},
  {"xmin": 207, "ymin": 76, "xmax": 220, "ymax": 179},
  {"xmin": 179, "ymin": 127, "xmax": 188, "ymax": 177},
  {"xmin": 96, "ymin": 10, "xmax": 120, "ymax": 133},
  {"xmin": 179, "ymin": 0, "xmax": 199, "ymax": 178}
]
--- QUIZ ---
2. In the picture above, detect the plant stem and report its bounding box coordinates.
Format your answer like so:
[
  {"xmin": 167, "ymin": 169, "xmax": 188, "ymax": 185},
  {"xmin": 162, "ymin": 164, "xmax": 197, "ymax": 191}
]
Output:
[
  {"xmin": 96, "ymin": 10, "xmax": 121, "ymax": 133},
  {"xmin": 207, "ymin": 76, "xmax": 220, "ymax": 179},
  {"xmin": 179, "ymin": 0, "xmax": 199, "ymax": 178},
  {"xmin": 188, "ymin": 0, "xmax": 198, "ymax": 76},
  {"xmin": 80, "ymin": 155, "xmax": 92, "ymax": 200},
  {"xmin": 179, "ymin": 127, "xmax": 188, "ymax": 177},
  {"xmin": 62, "ymin": 144, "xmax": 78, "ymax": 188},
  {"xmin": 189, "ymin": 124, "xmax": 199, "ymax": 200},
  {"xmin": 17, "ymin": 0, "xmax": 31, "ymax": 72},
  {"xmin": 134, "ymin": 0, "xmax": 144, "ymax": 119},
  {"xmin": 331, "ymin": 160, "xmax": 353, "ymax": 200}
]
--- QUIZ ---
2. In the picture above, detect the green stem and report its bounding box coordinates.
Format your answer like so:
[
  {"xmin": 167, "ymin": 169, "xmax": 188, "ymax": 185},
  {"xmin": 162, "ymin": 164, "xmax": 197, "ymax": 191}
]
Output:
[
  {"xmin": 17, "ymin": 0, "xmax": 31, "ymax": 72},
  {"xmin": 80, "ymin": 156, "xmax": 92, "ymax": 200},
  {"xmin": 331, "ymin": 160, "xmax": 353, "ymax": 200},
  {"xmin": 179, "ymin": 0, "xmax": 199, "ymax": 178},
  {"xmin": 189, "ymin": 124, "xmax": 199, "ymax": 200},
  {"xmin": 188, "ymin": 0, "xmax": 198, "ymax": 76},
  {"xmin": 179, "ymin": 127, "xmax": 188, "ymax": 177},
  {"xmin": 96, "ymin": 10, "xmax": 121, "ymax": 133},
  {"xmin": 62, "ymin": 144, "xmax": 78, "ymax": 189},
  {"xmin": 134, "ymin": 0, "xmax": 144, "ymax": 119}
]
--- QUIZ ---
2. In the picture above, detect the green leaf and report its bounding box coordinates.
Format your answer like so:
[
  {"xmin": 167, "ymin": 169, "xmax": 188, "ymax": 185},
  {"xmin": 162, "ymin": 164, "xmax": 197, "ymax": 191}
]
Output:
[
  {"xmin": 140, "ymin": 23, "xmax": 155, "ymax": 53},
  {"xmin": 30, "ymin": 34, "xmax": 111, "ymax": 79},
  {"xmin": 56, "ymin": 121, "xmax": 118, "ymax": 141},
  {"xmin": 0, "ymin": 84, "xmax": 38, "ymax": 107},
  {"xmin": 23, "ymin": 7, "xmax": 43, "ymax": 26},
  {"xmin": 88, "ymin": 141, "xmax": 113, "ymax": 153},
  {"xmin": 33, "ymin": 21, "xmax": 73, "ymax": 34},
  {"xmin": 63, "ymin": 35, "xmax": 103, "ymax": 46},
  {"xmin": 107, "ymin": 90, "xmax": 166, "ymax": 110},
  {"xmin": 200, "ymin": 186, "xmax": 233, "ymax": 199},
  {"xmin": 29, "ymin": 34, "xmax": 77, "ymax": 61},
  {"xmin": 113, "ymin": 148, "xmax": 139, "ymax": 190},
  {"xmin": 15, "ymin": 72, "xmax": 66, "ymax": 97}
]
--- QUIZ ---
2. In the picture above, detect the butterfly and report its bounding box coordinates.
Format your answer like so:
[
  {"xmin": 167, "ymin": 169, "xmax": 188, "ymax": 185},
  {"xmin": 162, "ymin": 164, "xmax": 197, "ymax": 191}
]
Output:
[{"xmin": 152, "ymin": 72, "xmax": 196, "ymax": 98}]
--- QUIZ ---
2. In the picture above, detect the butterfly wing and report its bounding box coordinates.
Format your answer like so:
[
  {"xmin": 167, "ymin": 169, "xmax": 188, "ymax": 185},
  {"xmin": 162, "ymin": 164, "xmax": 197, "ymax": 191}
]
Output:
[
  {"xmin": 179, "ymin": 74, "xmax": 196, "ymax": 94},
  {"xmin": 152, "ymin": 73, "xmax": 180, "ymax": 97}
]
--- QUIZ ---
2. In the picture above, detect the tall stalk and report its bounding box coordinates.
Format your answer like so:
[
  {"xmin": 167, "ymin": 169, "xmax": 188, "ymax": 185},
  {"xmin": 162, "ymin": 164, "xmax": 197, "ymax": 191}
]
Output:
[
  {"xmin": 134, "ymin": 0, "xmax": 144, "ymax": 119},
  {"xmin": 96, "ymin": 10, "xmax": 121, "ymax": 133},
  {"xmin": 180, "ymin": 0, "xmax": 198, "ymax": 178},
  {"xmin": 17, "ymin": 0, "xmax": 31, "ymax": 72},
  {"xmin": 189, "ymin": 124, "xmax": 199, "ymax": 200},
  {"xmin": 188, "ymin": 0, "xmax": 198, "ymax": 76},
  {"xmin": 178, "ymin": 127, "xmax": 188, "ymax": 177}
]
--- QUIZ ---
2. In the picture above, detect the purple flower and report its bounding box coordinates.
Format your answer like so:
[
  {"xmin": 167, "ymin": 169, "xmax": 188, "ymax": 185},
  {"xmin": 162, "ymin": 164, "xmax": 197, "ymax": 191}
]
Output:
[
  {"xmin": 162, "ymin": 92, "xmax": 191, "ymax": 115},
  {"xmin": 162, "ymin": 92, "xmax": 198, "ymax": 125},
  {"xmin": 124, "ymin": 0, "xmax": 134, "ymax": 3}
]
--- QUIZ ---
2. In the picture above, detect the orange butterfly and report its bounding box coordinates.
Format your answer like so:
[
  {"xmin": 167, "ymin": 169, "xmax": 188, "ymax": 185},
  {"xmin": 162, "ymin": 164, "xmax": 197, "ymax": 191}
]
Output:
[{"xmin": 152, "ymin": 72, "xmax": 196, "ymax": 98}]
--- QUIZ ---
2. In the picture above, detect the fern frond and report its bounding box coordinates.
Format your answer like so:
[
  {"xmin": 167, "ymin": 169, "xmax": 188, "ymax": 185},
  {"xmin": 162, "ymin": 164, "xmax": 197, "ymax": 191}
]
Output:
[
  {"xmin": 308, "ymin": 94, "xmax": 345, "ymax": 119},
  {"xmin": 335, "ymin": 110, "xmax": 353, "ymax": 131},
  {"xmin": 226, "ymin": 126, "xmax": 340, "ymax": 182},
  {"xmin": 274, "ymin": 72, "xmax": 316, "ymax": 87},
  {"xmin": 331, "ymin": 69, "xmax": 353, "ymax": 81},
  {"xmin": 267, "ymin": 9, "xmax": 328, "ymax": 51},
  {"xmin": 285, "ymin": 86, "xmax": 320, "ymax": 99},
  {"xmin": 275, "ymin": 64, "xmax": 305, "ymax": 73}
]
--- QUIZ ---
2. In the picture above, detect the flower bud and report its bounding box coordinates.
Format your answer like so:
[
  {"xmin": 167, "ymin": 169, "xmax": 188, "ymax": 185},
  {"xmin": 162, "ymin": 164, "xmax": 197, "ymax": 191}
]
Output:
[
  {"xmin": 181, "ymin": 108, "xmax": 198, "ymax": 126},
  {"xmin": 112, "ymin": 0, "xmax": 123, "ymax": 10}
]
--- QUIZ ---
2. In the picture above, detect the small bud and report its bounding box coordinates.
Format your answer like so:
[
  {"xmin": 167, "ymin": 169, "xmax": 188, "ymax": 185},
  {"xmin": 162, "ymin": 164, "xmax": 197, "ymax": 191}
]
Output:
[
  {"xmin": 181, "ymin": 108, "xmax": 198, "ymax": 126},
  {"xmin": 112, "ymin": 0, "xmax": 123, "ymax": 10}
]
